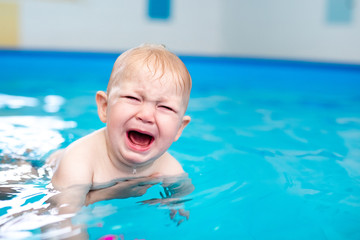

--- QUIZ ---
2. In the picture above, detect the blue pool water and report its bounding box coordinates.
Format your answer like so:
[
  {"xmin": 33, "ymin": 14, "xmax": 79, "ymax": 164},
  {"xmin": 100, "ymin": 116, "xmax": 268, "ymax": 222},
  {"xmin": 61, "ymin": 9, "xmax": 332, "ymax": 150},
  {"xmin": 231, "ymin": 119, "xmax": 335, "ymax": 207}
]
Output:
[{"xmin": 1, "ymin": 50, "xmax": 360, "ymax": 239}]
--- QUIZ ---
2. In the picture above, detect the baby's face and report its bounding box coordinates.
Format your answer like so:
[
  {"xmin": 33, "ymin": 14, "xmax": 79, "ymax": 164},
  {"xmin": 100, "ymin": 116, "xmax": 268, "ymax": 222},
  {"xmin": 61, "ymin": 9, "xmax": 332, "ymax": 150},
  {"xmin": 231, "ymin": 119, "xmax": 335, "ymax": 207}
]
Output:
[{"xmin": 104, "ymin": 64, "xmax": 190, "ymax": 168}]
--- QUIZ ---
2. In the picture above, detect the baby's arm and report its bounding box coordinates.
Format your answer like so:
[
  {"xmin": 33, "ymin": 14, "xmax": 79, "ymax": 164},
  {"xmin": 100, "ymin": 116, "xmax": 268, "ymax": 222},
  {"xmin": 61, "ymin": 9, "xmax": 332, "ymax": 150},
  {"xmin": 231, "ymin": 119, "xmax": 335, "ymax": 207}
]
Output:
[
  {"xmin": 85, "ymin": 174, "xmax": 161, "ymax": 205},
  {"xmin": 49, "ymin": 147, "xmax": 94, "ymax": 213},
  {"xmin": 51, "ymin": 148, "xmax": 93, "ymax": 190}
]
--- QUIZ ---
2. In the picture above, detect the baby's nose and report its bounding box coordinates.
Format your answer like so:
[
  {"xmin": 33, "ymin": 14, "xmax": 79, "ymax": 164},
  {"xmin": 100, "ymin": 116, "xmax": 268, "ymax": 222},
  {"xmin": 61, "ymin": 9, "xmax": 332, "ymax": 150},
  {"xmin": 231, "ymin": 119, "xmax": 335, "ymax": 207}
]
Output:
[{"xmin": 136, "ymin": 104, "xmax": 155, "ymax": 124}]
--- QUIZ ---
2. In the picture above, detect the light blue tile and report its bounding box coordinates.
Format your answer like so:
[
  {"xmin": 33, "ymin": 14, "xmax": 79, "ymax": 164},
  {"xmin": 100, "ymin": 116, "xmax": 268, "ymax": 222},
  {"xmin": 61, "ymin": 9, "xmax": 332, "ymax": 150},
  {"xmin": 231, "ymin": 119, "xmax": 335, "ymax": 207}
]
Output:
[{"xmin": 327, "ymin": 0, "xmax": 353, "ymax": 23}]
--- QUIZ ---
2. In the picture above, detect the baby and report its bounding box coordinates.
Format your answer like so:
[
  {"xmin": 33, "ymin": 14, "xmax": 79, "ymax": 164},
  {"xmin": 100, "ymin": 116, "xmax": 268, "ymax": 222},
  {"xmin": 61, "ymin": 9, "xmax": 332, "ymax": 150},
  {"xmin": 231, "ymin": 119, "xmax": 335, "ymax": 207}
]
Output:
[{"xmin": 49, "ymin": 44, "xmax": 192, "ymax": 195}]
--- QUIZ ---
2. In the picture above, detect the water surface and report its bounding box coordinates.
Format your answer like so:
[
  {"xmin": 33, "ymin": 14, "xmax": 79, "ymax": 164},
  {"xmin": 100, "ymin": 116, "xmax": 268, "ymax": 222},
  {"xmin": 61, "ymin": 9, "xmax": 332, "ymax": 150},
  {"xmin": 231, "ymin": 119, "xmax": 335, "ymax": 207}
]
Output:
[{"xmin": 1, "ymin": 51, "xmax": 360, "ymax": 239}]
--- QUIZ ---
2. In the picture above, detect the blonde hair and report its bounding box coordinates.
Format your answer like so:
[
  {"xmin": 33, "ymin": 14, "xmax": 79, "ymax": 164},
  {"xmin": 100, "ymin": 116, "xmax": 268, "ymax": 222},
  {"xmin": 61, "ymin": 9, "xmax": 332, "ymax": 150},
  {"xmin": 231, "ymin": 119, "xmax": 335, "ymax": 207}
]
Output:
[{"xmin": 107, "ymin": 44, "xmax": 192, "ymax": 105}]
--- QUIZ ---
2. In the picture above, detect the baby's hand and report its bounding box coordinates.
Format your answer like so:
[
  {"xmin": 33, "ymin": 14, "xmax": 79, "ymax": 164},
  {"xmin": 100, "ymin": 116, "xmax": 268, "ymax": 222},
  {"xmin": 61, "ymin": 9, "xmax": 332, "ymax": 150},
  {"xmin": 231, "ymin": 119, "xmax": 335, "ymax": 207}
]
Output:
[
  {"xmin": 170, "ymin": 208, "xmax": 190, "ymax": 226},
  {"xmin": 138, "ymin": 175, "xmax": 194, "ymax": 226}
]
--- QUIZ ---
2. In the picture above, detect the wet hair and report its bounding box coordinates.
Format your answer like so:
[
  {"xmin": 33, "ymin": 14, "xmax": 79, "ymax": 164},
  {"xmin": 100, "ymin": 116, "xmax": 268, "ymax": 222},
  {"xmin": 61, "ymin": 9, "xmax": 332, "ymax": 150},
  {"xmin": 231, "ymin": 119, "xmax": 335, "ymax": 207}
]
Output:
[{"xmin": 107, "ymin": 44, "xmax": 192, "ymax": 106}]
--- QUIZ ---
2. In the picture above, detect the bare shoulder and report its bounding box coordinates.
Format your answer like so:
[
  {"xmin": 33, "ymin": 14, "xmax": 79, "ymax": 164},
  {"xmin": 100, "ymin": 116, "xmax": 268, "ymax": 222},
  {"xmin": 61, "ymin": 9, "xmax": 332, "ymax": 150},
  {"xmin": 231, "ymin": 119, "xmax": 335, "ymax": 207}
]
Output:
[
  {"xmin": 51, "ymin": 130, "xmax": 104, "ymax": 190},
  {"xmin": 156, "ymin": 152, "xmax": 185, "ymax": 176}
]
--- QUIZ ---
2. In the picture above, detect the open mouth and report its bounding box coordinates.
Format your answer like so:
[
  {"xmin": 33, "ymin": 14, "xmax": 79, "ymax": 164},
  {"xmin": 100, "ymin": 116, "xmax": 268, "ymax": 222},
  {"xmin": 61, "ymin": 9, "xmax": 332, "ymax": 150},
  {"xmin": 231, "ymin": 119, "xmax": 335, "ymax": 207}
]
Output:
[{"xmin": 127, "ymin": 130, "xmax": 154, "ymax": 149}]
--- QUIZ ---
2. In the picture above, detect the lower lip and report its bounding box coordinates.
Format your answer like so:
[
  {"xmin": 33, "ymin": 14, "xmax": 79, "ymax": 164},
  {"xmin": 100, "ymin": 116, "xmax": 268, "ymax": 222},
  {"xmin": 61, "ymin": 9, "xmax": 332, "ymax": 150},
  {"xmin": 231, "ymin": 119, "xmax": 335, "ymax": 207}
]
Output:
[{"xmin": 125, "ymin": 133, "xmax": 154, "ymax": 152}]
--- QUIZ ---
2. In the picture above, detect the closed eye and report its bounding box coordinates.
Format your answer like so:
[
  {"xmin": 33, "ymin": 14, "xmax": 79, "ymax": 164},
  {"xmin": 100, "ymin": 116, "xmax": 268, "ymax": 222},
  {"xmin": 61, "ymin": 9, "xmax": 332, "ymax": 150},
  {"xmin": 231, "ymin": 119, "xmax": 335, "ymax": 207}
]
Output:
[
  {"xmin": 159, "ymin": 105, "xmax": 175, "ymax": 112},
  {"xmin": 124, "ymin": 96, "xmax": 140, "ymax": 101}
]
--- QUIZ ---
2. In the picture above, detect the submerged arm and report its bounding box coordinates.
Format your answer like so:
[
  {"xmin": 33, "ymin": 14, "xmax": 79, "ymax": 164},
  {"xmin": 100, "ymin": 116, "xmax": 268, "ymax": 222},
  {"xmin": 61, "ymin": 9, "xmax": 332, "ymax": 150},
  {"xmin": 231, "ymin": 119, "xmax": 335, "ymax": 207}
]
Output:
[{"xmin": 85, "ymin": 174, "xmax": 161, "ymax": 205}]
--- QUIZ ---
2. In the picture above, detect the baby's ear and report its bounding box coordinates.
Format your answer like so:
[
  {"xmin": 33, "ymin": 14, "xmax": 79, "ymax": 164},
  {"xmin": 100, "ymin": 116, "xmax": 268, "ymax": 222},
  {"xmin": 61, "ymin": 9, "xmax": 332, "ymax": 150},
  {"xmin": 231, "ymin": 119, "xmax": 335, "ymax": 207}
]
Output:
[
  {"xmin": 174, "ymin": 115, "xmax": 191, "ymax": 141},
  {"xmin": 96, "ymin": 91, "xmax": 108, "ymax": 123}
]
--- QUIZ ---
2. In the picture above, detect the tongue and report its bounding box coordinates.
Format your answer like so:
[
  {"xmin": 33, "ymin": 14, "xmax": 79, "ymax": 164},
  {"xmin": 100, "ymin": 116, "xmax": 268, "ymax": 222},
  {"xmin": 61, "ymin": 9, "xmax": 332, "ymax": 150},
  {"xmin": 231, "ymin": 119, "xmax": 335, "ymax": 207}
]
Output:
[{"xmin": 129, "ymin": 131, "xmax": 153, "ymax": 146}]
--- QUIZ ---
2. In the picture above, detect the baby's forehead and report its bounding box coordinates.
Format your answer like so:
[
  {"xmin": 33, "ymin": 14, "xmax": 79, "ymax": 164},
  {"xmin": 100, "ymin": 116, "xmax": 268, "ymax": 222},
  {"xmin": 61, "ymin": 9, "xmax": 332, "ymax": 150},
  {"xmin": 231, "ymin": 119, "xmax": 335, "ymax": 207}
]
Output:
[
  {"xmin": 118, "ymin": 67, "xmax": 185, "ymax": 97},
  {"xmin": 118, "ymin": 59, "xmax": 188, "ymax": 95}
]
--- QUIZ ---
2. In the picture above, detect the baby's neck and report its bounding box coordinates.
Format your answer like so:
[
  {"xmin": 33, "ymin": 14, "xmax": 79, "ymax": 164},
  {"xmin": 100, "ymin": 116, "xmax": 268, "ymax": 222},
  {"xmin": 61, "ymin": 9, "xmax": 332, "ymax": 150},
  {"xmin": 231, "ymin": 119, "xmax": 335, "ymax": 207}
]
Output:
[{"xmin": 106, "ymin": 151, "xmax": 157, "ymax": 178}]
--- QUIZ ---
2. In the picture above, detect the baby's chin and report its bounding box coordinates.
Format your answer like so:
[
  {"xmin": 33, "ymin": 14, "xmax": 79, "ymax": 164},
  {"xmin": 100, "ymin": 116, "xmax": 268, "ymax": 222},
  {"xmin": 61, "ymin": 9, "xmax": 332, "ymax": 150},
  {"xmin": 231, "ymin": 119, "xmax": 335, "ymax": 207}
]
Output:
[{"xmin": 121, "ymin": 151, "xmax": 159, "ymax": 169}]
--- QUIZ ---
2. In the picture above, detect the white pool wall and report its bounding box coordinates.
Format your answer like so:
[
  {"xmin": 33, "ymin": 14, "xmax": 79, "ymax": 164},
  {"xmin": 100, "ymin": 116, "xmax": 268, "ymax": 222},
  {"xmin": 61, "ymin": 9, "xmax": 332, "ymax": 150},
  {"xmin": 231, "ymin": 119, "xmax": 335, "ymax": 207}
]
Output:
[{"xmin": 0, "ymin": 0, "xmax": 359, "ymax": 64}]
